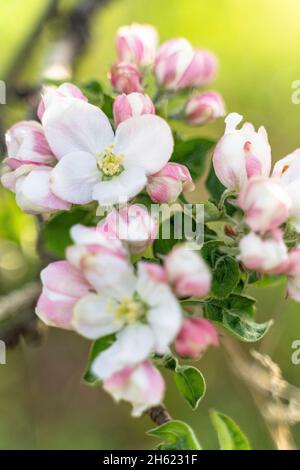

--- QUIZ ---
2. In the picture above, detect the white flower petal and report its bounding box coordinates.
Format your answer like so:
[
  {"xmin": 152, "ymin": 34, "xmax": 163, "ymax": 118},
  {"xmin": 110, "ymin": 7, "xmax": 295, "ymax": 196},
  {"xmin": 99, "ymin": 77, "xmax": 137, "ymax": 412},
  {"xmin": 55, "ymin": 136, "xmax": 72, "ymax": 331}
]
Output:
[
  {"xmin": 51, "ymin": 151, "xmax": 100, "ymax": 204},
  {"xmin": 114, "ymin": 115, "xmax": 173, "ymax": 175},
  {"xmin": 91, "ymin": 323, "xmax": 155, "ymax": 379},
  {"xmin": 92, "ymin": 166, "xmax": 147, "ymax": 205},
  {"xmin": 43, "ymin": 98, "xmax": 114, "ymax": 159},
  {"xmin": 72, "ymin": 292, "xmax": 120, "ymax": 339},
  {"xmin": 136, "ymin": 264, "xmax": 182, "ymax": 354}
]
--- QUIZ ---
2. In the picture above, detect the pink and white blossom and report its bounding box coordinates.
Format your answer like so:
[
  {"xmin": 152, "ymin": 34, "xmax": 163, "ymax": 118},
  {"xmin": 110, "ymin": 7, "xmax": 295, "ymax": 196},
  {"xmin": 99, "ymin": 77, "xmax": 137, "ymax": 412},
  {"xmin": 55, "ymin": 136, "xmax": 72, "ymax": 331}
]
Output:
[
  {"xmin": 116, "ymin": 23, "xmax": 159, "ymax": 67},
  {"xmin": 154, "ymin": 38, "xmax": 217, "ymax": 91},
  {"xmin": 273, "ymin": 149, "xmax": 300, "ymax": 232},
  {"xmin": 103, "ymin": 360, "xmax": 165, "ymax": 417},
  {"xmin": 185, "ymin": 91, "xmax": 225, "ymax": 126},
  {"xmin": 74, "ymin": 262, "xmax": 182, "ymax": 378},
  {"xmin": 37, "ymin": 83, "xmax": 88, "ymax": 121},
  {"xmin": 5, "ymin": 121, "xmax": 55, "ymax": 167},
  {"xmin": 113, "ymin": 93, "xmax": 155, "ymax": 126},
  {"xmin": 213, "ymin": 113, "xmax": 272, "ymax": 190},
  {"xmin": 1, "ymin": 163, "xmax": 70, "ymax": 214},
  {"xmin": 164, "ymin": 244, "xmax": 211, "ymax": 298},
  {"xmin": 42, "ymin": 98, "xmax": 174, "ymax": 206},
  {"xmin": 146, "ymin": 162, "xmax": 194, "ymax": 203},
  {"xmin": 110, "ymin": 62, "xmax": 142, "ymax": 94},
  {"xmin": 36, "ymin": 261, "xmax": 91, "ymax": 329},
  {"xmin": 175, "ymin": 317, "xmax": 218, "ymax": 358},
  {"xmin": 239, "ymin": 231, "xmax": 289, "ymax": 274},
  {"xmin": 238, "ymin": 176, "xmax": 291, "ymax": 233},
  {"xmin": 99, "ymin": 205, "xmax": 158, "ymax": 254}
]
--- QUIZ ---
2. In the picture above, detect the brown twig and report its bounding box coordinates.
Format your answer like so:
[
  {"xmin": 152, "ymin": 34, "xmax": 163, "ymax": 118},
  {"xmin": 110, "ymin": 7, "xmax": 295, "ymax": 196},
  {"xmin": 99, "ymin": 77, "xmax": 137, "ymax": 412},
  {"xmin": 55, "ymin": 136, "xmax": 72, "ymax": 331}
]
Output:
[{"xmin": 148, "ymin": 404, "xmax": 172, "ymax": 426}]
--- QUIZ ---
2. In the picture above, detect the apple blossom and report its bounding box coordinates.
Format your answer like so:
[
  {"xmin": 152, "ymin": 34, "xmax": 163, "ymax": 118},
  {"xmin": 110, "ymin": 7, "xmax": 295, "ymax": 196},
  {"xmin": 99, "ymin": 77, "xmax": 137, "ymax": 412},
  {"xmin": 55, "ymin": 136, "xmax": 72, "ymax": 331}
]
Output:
[
  {"xmin": 146, "ymin": 162, "xmax": 194, "ymax": 203},
  {"xmin": 175, "ymin": 317, "xmax": 218, "ymax": 358},
  {"xmin": 37, "ymin": 82, "xmax": 88, "ymax": 121},
  {"xmin": 154, "ymin": 38, "xmax": 217, "ymax": 91},
  {"xmin": 75, "ymin": 261, "xmax": 182, "ymax": 378},
  {"xmin": 116, "ymin": 23, "xmax": 158, "ymax": 67},
  {"xmin": 1, "ymin": 163, "xmax": 71, "ymax": 214},
  {"xmin": 239, "ymin": 231, "xmax": 289, "ymax": 274},
  {"xmin": 184, "ymin": 91, "xmax": 225, "ymax": 126},
  {"xmin": 99, "ymin": 204, "xmax": 158, "ymax": 254},
  {"xmin": 113, "ymin": 93, "xmax": 155, "ymax": 126},
  {"xmin": 36, "ymin": 261, "xmax": 91, "ymax": 329},
  {"xmin": 43, "ymin": 98, "xmax": 174, "ymax": 206},
  {"xmin": 238, "ymin": 176, "xmax": 291, "ymax": 233},
  {"xmin": 65, "ymin": 224, "xmax": 130, "ymax": 299},
  {"xmin": 110, "ymin": 62, "xmax": 142, "ymax": 94},
  {"xmin": 103, "ymin": 360, "xmax": 165, "ymax": 417},
  {"xmin": 273, "ymin": 149, "xmax": 300, "ymax": 232},
  {"xmin": 164, "ymin": 244, "xmax": 211, "ymax": 298},
  {"xmin": 5, "ymin": 121, "xmax": 55, "ymax": 167},
  {"xmin": 213, "ymin": 113, "xmax": 272, "ymax": 190}
]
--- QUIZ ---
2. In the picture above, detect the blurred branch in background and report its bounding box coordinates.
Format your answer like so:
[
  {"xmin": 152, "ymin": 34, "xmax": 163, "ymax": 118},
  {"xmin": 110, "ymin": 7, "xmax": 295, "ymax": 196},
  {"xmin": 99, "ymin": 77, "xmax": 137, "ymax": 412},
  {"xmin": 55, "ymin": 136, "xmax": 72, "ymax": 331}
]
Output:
[
  {"xmin": 0, "ymin": 0, "xmax": 110, "ymax": 345},
  {"xmin": 223, "ymin": 336, "xmax": 300, "ymax": 450}
]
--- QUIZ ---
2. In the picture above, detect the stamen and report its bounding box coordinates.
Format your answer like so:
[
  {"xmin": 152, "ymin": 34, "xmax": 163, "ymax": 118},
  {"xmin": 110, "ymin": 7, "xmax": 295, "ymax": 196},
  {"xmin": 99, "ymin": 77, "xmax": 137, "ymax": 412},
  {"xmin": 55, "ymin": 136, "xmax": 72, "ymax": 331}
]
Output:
[
  {"xmin": 114, "ymin": 295, "xmax": 147, "ymax": 326},
  {"xmin": 97, "ymin": 144, "xmax": 124, "ymax": 178}
]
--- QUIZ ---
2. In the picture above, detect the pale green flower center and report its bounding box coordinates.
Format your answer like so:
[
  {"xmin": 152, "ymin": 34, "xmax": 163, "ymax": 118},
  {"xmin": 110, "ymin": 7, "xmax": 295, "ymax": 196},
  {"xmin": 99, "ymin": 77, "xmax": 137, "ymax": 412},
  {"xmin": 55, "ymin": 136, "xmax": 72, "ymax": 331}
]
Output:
[
  {"xmin": 98, "ymin": 144, "xmax": 124, "ymax": 179},
  {"xmin": 113, "ymin": 295, "xmax": 147, "ymax": 326}
]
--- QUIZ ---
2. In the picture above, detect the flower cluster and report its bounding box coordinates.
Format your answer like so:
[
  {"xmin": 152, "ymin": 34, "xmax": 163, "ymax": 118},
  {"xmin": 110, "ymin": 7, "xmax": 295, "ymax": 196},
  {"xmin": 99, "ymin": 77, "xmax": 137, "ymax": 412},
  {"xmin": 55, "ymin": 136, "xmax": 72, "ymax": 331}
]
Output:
[
  {"xmin": 0, "ymin": 24, "xmax": 225, "ymax": 417},
  {"xmin": 36, "ymin": 225, "xmax": 213, "ymax": 416},
  {"xmin": 213, "ymin": 112, "xmax": 300, "ymax": 301}
]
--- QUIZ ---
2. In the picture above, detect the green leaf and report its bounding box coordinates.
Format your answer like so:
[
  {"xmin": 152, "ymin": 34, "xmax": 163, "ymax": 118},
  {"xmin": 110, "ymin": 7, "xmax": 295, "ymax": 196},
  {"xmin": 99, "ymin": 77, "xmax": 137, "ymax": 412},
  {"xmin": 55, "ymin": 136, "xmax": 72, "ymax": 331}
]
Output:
[
  {"xmin": 173, "ymin": 366, "xmax": 206, "ymax": 410},
  {"xmin": 210, "ymin": 410, "xmax": 251, "ymax": 450},
  {"xmin": 153, "ymin": 213, "xmax": 196, "ymax": 257},
  {"xmin": 205, "ymin": 162, "xmax": 225, "ymax": 202},
  {"xmin": 212, "ymin": 256, "xmax": 240, "ymax": 299},
  {"xmin": 100, "ymin": 93, "xmax": 114, "ymax": 119},
  {"xmin": 172, "ymin": 138, "xmax": 215, "ymax": 180},
  {"xmin": 226, "ymin": 293, "xmax": 256, "ymax": 317},
  {"xmin": 148, "ymin": 420, "xmax": 201, "ymax": 450},
  {"xmin": 43, "ymin": 207, "xmax": 96, "ymax": 258},
  {"xmin": 204, "ymin": 302, "xmax": 272, "ymax": 342},
  {"xmin": 163, "ymin": 355, "xmax": 206, "ymax": 409},
  {"xmin": 83, "ymin": 334, "xmax": 115, "ymax": 385},
  {"xmin": 204, "ymin": 201, "xmax": 222, "ymax": 222},
  {"xmin": 201, "ymin": 240, "xmax": 224, "ymax": 267}
]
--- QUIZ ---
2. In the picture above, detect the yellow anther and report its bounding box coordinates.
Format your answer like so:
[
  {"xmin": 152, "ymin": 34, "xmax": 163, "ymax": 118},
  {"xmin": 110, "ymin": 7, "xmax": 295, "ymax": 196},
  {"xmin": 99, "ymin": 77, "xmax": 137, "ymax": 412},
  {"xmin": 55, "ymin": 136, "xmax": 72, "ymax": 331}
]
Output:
[{"xmin": 98, "ymin": 145, "xmax": 124, "ymax": 177}]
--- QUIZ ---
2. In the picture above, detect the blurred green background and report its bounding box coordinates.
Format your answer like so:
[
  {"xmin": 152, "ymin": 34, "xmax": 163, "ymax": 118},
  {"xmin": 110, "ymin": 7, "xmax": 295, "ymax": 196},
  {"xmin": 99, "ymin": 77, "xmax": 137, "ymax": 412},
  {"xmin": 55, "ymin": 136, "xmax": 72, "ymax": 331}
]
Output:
[{"xmin": 0, "ymin": 0, "xmax": 300, "ymax": 450}]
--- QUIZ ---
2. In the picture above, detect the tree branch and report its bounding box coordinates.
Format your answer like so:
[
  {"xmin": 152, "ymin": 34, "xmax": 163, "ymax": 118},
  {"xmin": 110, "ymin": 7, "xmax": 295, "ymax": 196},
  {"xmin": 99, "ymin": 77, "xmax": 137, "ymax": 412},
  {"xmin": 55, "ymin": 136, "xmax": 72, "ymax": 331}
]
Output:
[{"xmin": 148, "ymin": 404, "xmax": 172, "ymax": 426}]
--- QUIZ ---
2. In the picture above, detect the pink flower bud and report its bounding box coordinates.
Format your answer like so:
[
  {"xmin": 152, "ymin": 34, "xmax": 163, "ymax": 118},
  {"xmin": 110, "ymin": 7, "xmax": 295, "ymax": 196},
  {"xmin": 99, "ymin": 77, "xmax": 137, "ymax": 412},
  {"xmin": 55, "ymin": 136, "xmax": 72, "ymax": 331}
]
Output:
[
  {"xmin": 213, "ymin": 113, "xmax": 272, "ymax": 190},
  {"xmin": 273, "ymin": 149, "xmax": 300, "ymax": 232},
  {"xmin": 146, "ymin": 162, "xmax": 194, "ymax": 203},
  {"xmin": 36, "ymin": 261, "xmax": 91, "ymax": 329},
  {"xmin": 110, "ymin": 62, "xmax": 142, "ymax": 94},
  {"xmin": 165, "ymin": 244, "xmax": 211, "ymax": 298},
  {"xmin": 116, "ymin": 23, "xmax": 158, "ymax": 67},
  {"xmin": 175, "ymin": 318, "xmax": 218, "ymax": 358},
  {"xmin": 286, "ymin": 248, "xmax": 300, "ymax": 302},
  {"xmin": 99, "ymin": 205, "xmax": 158, "ymax": 254},
  {"xmin": 239, "ymin": 231, "xmax": 289, "ymax": 274},
  {"xmin": 1, "ymin": 164, "xmax": 71, "ymax": 215},
  {"xmin": 238, "ymin": 177, "xmax": 291, "ymax": 234},
  {"xmin": 37, "ymin": 83, "xmax": 88, "ymax": 121},
  {"xmin": 103, "ymin": 360, "xmax": 165, "ymax": 417},
  {"xmin": 113, "ymin": 93, "xmax": 155, "ymax": 126},
  {"xmin": 154, "ymin": 38, "xmax": 217, "ymax": 91},
  {"xmin": 185, "ymin": 91, "xmax": 225, "ymax": 126},
  {"xmin": 5, "ymin": 121, "xmax": 55, "ymax": 167}
]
